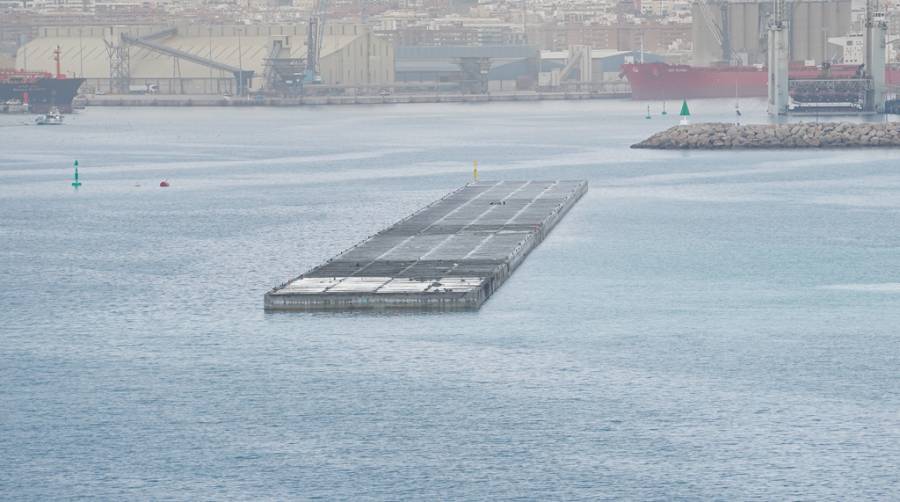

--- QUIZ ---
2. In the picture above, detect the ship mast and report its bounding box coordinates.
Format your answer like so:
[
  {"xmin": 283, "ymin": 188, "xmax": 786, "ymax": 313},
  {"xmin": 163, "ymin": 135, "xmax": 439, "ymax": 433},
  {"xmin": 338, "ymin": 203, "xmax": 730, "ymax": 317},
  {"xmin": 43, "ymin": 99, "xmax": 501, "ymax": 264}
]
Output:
[{"xmin": 53, "ymin": 45, "xmax": 63, "ymax": 79}]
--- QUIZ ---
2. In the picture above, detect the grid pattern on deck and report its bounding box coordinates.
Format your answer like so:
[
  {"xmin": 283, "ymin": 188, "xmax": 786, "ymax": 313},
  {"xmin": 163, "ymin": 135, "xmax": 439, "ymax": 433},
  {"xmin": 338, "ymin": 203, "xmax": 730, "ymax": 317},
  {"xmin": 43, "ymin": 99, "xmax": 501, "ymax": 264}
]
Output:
[{"xmin": 272, "ymin": 180, "xmax": 585, "ymax": 296}]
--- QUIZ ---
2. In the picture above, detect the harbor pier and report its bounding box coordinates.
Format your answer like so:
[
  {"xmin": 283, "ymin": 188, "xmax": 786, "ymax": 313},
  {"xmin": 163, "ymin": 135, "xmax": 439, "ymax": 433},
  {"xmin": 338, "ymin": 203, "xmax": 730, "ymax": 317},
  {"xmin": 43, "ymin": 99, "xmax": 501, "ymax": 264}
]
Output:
[
  {"xmin": 82, "ymin": 91, "xmax": 629, "ymax": 108},
  {"xmin": 265, "ymin": 180, "xmax": 587, "ymax": 311}
]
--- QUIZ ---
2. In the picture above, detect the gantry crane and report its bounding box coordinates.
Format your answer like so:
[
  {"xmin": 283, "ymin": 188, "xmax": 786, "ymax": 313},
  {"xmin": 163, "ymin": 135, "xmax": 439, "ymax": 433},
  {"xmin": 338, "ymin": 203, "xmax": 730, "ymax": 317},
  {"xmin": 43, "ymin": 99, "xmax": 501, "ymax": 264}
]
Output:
[
  {"xmin": 767, "ymin": 0, "xmax": 789, "ymax": 115},
  {"xmin": 305, "ymin": 0, "xmax": 327, "ymax": 84},
  {"xmin": 696, "ymin": 0, "xmax": 732, "ymax": 64},
  {"xmin": 864, "ymin": 0, "xmax": 888, "ymax": 112}
]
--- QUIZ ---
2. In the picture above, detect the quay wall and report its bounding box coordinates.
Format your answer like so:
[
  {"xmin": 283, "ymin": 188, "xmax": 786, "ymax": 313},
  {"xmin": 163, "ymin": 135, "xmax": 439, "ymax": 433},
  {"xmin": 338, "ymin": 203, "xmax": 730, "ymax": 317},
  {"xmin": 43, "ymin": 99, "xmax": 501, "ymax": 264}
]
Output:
[
  {"xmin": 632, "ymin": 122, "xmax": 900, "ymax": 149},
  {"xmin": 84, "ymin": 91, "xmax": 629, "ymax": 108}
]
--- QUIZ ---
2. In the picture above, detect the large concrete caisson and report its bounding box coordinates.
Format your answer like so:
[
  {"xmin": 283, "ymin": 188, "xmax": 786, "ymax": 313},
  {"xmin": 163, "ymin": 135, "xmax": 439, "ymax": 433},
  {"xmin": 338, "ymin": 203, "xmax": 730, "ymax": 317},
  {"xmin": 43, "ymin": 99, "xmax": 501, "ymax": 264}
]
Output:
[{"xmin": 265, "ymin": 180, "xmax": 587, "ymax": 311}]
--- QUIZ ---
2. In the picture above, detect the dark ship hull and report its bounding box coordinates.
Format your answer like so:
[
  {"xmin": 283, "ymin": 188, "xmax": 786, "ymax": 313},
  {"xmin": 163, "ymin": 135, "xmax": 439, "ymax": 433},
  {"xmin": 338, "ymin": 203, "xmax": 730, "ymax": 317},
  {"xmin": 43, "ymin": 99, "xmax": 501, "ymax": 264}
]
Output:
[{"xmin": 0, "ymin": 76, "xmax": 85, "ymax": 113}]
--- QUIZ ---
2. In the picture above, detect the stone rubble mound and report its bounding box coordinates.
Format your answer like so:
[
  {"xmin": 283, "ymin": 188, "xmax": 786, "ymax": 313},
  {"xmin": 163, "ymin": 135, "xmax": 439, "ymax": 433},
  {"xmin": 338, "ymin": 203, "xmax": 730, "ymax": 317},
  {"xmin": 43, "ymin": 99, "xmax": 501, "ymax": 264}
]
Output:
[{"xmin": 632, "ymin": 122, "xmax": 900, "ymax": 149}]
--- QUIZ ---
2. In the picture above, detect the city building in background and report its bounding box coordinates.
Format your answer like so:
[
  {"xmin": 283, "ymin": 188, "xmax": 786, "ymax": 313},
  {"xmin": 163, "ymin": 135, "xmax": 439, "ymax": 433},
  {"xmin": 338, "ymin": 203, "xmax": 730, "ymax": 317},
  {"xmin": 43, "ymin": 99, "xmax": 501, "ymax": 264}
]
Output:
[{"xmin": 6, "ymin": 0, "xmax": 900, "ymax": 97}]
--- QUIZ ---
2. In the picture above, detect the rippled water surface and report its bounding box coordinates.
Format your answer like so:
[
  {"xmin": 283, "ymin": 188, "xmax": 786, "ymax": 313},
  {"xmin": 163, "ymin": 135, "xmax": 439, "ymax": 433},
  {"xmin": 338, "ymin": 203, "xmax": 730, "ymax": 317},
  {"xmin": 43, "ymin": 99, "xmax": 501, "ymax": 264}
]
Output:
[{"xmin": 2, "ymin": 100, "xmax": 899, "ymax": 499}]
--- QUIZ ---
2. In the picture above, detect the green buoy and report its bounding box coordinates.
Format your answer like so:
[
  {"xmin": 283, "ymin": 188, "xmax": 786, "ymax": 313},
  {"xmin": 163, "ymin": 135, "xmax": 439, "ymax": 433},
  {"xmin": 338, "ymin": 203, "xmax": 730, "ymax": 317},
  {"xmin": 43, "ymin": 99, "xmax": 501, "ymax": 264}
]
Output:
[
  {"xmin": 661, "ymin": 101, "xmax": 668, "ymax": 115},
  {"xmin": 645, "ymin": 105, "xmax": 651, "ymax": 119},
  {"xmin": 71, "ymin": 160, "xmax": 82, "ymax": 188},
  {"xmin": 679, "ymin": 99, "xmax": 691, "ymax": 125}
]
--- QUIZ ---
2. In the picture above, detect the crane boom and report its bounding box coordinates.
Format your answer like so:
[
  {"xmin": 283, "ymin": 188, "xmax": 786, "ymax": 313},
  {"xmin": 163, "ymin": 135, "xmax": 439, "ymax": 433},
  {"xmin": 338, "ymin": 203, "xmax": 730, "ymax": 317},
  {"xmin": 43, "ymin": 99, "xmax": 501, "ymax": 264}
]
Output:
[
  {"xmin": 697, "ymin": 0, "xmax": 731, "ymax": 63},
  {"xmin": 771, "ymin": 0, "xmax": 785, "ymax": 29}
]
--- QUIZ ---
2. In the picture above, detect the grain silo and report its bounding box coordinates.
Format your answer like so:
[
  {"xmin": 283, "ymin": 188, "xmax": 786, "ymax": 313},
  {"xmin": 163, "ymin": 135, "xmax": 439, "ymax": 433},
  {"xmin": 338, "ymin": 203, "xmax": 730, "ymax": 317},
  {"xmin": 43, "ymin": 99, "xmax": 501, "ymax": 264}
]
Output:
[{"xmin": 692, "ymin": 0, "xmax": 853, "ymax": 65}]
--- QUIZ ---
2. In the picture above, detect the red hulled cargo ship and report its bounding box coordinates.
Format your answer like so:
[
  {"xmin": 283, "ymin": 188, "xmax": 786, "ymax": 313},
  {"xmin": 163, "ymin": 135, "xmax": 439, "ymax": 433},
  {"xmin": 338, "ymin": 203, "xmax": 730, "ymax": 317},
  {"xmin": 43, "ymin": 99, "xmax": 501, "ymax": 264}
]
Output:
[
  {"xmin": 621, "ymin": 62, "xmax": 900, "ymax": 100},
  {"xmin": 0, "ymin": 47, "xmax": 84, "ymax": 113}
]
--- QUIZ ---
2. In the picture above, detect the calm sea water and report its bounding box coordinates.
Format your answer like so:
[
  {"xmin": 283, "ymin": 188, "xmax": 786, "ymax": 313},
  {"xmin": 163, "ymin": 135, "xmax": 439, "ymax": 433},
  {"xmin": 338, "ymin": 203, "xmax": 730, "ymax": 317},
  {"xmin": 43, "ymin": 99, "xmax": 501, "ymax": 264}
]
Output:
[{"xmin": 2, "ymin": 100, "xmax": 899, "ymax": 499}]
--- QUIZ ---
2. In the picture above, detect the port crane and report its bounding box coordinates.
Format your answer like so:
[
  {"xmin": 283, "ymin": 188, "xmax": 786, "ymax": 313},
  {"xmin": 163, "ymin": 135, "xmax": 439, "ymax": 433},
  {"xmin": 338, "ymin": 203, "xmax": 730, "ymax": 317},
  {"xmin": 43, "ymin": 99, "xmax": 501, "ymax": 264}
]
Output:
[
  {"xmin": 696, "ymin": 0, "xmax": 733, "ymax": 64},
  {"xmin": 305, "ymin": 0, "xmax": 327, "ymax": 84},
  {"xmin": 863, "ymin": 0, "xmax": 888, "ymax": 112},
  {"xmin": 767, "ymin": 0, "xmax": 887, "ymax": 115},
  {"xmin": 767, "ymin": 0, "xmax": 789, "ymax": 114}
]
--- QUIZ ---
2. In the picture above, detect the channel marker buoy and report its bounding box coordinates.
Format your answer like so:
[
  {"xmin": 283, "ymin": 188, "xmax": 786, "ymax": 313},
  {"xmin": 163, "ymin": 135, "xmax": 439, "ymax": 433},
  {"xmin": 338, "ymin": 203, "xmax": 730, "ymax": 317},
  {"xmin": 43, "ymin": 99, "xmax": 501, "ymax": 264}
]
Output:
[
  {"xmin": 71, "ymin": 160, "xmax": 82, "ymax": 188},
  {"xmin": 679, "ymin": 99, "xmax": 691, "ymax": 125}
]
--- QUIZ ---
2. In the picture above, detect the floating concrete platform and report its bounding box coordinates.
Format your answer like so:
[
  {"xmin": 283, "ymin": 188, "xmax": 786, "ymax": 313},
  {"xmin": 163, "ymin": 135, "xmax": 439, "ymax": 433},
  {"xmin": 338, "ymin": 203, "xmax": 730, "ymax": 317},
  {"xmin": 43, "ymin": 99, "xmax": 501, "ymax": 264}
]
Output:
[{"xmin": 264, "ymin": 180, "xmax": 588, "ymax": 311}]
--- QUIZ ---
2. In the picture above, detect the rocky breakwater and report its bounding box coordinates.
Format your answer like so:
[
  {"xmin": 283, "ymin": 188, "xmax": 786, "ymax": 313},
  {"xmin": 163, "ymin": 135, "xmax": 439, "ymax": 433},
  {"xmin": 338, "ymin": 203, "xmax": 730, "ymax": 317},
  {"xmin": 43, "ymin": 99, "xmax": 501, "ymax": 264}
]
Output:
[{"xmin": 632, "ymin": 122, "xmax": 900, "ymax": 149}]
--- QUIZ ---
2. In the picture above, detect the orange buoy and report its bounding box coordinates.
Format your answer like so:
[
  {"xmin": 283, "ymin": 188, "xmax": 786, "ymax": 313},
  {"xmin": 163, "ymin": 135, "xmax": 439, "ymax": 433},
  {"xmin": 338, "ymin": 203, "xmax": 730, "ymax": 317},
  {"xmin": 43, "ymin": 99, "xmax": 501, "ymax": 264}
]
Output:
[{"xmin": 159, "ymin": 180, "xmax": 170, "ymax": 187}]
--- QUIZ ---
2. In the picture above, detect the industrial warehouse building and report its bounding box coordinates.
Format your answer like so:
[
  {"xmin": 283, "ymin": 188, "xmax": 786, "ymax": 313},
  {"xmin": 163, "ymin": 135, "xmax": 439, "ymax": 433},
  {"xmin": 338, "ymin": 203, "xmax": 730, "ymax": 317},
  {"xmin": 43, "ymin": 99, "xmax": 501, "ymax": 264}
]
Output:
[
  {"xmin": 395, "ymin": 45, "xmax": 539, "ymax": 92},
  {"xmin": 15, "ymin": 23, "xmax": 394, "ymax": 94},
  {"xmin": 539, "ymin": 49, "xmax": 665, "ymax": 85}
]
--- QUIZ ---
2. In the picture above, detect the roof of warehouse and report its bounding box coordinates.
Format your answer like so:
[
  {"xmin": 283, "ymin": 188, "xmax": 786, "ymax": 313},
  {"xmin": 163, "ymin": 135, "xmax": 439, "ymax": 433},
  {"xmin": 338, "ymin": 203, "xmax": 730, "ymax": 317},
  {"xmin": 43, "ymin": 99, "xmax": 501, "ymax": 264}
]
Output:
[
  {"xmin": 17, "ymin": 33, "xmax": 367, "ymax": 78},
  {"xmin": 396, "ymin": 45, "xmax": 538, "ymax": 59}
]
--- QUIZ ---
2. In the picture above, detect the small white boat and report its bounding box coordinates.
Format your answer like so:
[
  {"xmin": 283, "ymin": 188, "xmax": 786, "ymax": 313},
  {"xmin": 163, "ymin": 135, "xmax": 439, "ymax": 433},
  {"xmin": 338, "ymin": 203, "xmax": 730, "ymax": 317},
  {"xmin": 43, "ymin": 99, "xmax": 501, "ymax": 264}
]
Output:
[{"xmin": 34, "ymin": 107, "xmax": 63, "ymax": 125}]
